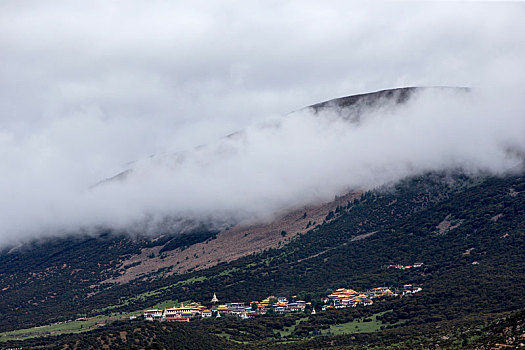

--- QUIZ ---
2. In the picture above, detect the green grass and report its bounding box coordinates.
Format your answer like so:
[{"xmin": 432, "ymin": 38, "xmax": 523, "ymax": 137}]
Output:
[
  {"xmin": 0, "ymin": 305, "xmax": 157, "ymax": 343},
  {"xmin": 91, "ymin": 276, "xmax": 208, "ymax": 314},
  {"xmin": 321, "ymin": 311, "xmax": 394, "ymax": 336},
  {"xmin": 217, "ymin": 332, "xmax": 231, "ymax": 340},
  {"xmin": 0, "ymin": 298, "xmax": 197, "ymax": 343},
  {"xmin": 0, "ymin": 313, "xmax": 128, "ymax": 342},
  {"xmin": 217, "ymin": 267, "xmax": 240, "ymax": 277},
  {"xmin": 149, "ymin": 299, "xmax": 179, "ymax": 310}
]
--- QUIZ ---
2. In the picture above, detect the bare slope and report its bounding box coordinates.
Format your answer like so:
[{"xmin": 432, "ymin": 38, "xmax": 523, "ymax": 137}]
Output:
[{"xmin": 103, "ymin": 191, "xmax": 361, "ymax": 284}]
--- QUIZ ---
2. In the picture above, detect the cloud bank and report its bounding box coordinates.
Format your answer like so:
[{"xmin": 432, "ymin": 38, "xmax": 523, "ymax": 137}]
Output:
[{"xmin": 0, "ymin": 1, "xmax": 524, "ymax": 246}]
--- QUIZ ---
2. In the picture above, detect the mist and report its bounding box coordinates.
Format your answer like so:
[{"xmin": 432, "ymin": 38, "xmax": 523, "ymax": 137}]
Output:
[{"xmin": 1, "ymin": 1, "xmax": 524, "ymax": 246}]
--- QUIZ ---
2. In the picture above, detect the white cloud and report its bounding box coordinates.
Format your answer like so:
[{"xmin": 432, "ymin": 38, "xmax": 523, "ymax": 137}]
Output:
[{"xmin": 0, "ymin": 1, "xmax": 524, "ymax": 245}]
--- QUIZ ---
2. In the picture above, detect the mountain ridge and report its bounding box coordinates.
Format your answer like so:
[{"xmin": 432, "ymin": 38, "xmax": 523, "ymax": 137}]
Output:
[{"xmin": 1, "ymin": 88, "xmax": 523, "ymax": 350}]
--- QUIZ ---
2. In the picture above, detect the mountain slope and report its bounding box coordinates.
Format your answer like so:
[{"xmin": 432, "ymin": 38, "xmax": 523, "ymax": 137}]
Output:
[
  {"xmin": 1, "ymin": 88, "xmax": 523, "ymax": 348},
  {"xmin": 1, "ymin": 87, "xmax": 436, "ymax": 331},
  {"xmin": 2, "ymin": 169, "xmax": 524, "ymax": 349}
]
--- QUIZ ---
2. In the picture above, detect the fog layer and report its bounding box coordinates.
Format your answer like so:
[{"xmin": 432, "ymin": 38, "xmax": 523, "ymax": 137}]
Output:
[{"xmin": 0, "ymin": 2, "xmax": 524, "ymax": 246}]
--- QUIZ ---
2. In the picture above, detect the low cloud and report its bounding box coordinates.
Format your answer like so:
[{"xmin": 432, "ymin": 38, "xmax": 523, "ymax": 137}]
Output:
[{"xmin": 0, "ymin": 1, "xmax": 524, "ymax": 246}]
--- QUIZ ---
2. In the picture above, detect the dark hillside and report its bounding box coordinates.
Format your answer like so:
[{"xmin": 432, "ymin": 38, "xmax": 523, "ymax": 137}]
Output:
[
  {"xmin": 73, "ymin": 170, "xmax": 522, "ymax": 335},
  {"xmin": 2, "ymin": 170, "xmax": 524, "ymax": 348},
  {"xmin": 34, "ymin": 171, "xmax": 525, "ymax": 325},
  {"xmin": 2, "ymin": 320, "xmax": 229, "ymax": 350},
  {"xmin": 308, "ymin": 86, "xmax": 468, "ymax": 124},
  {"xmin": 309, "ymin": 86, "xmax": 418, "ymax": 111}
]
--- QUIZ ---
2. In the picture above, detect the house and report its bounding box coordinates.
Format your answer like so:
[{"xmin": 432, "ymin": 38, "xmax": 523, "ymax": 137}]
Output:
[
  {"xmin": 287, "ymin": 301, "xmax": 306, "ymax": 312},
  {"xmin": 334, "ymin": 299, "xmax": 352, "ymax": 308},
  {"xmin": 164, "ymin": 302, "xmax": 206, "ymax": 320},
  {"xmin": 367, "ymin": 287, "xmax": 392, "ymax": 298},
  {"xmin": 271, "ymin": 299, "xmax": 289, "ymax": 314},
  {"xmin": 274, "ymin": 306, "xmax": 287, "ymax": 314},
  {"xmin": 201, "ymin": 310, "xmax": 212, "ymax": 318},
  {"xmin": 214, "ymin": 304, "xmax": 229, "ymax": 314},
  {"xmin": 402, "ymin": 286, "xmax": 422, "ymax": 296},
  {"xmin": 328, "ymin": 288, "xmax": 359, "ymax": 301},
  {"xmin": 226, "ymin": 302, "xmax": 245, "ymax": 309},
  {"xmin": 144, "ymin": 309, "xmax": 163, "ymax": 321}
]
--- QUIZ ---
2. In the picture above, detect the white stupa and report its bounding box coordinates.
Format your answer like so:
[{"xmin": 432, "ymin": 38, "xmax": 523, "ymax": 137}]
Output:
[{"xmin": 211, "ymin": 293, "xmax": 219, "ymax": 304}]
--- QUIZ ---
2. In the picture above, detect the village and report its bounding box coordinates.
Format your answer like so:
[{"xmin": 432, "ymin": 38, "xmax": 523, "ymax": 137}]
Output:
[{"xmin": 143, "ymin": 284, "xmax": 422, "ymax": 322}]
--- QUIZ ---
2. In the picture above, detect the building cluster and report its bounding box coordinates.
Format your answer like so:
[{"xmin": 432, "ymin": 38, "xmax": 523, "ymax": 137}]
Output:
[
  {"xmin": 250, "ymin": 296, "xmax": 309, "ymax": 314},
  {"xmin": 401, "ymin": 284, "xmax": 423, "ymax": 295},
  {"xmin": 143, "ymin": 284, "xmax": 422, "ymax": 322},
  {"xmin": 143, "ymin": 293, "xmax": 314, "ymax": 322},
  {"xmin": 144, "ymin": 301, "xmax": 221, "ymax": 322},
  {"xmin": 322, "ymin": 287, "xmax": 381, "ymax": 311},
  {"xmin": 321, "ymin": 284, "xmax": 421, "ymax": 311},
  {"xmin": 387, "ymin": 262, "xmax": 424, "ymax": 270}
]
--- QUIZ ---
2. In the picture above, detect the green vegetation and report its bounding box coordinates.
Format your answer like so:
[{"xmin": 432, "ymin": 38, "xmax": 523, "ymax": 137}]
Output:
[
  {"xmin": 321, "ymin": 311, "xmax": 394, "ymax": 335},
  {"xmin": 217, "ymin": 267, "xmax": 240, "ymax": 277},
  {"xmin": 0, "ymin": 313, "xmax": 138, "ymax": 342},
  {"xmin": 470, "ymin": 308, "xmax": 525, "ymax": 348},
  {"xmin": 1, "ymin": 170, "xmax": 524, "ymax": 349},
  {"xmin": 91, "ymin": 276, "xmax": 207, "ymax": 314},
  {"xmin": 149, "ymin": 299, "xmax": 179, "ymax": 310},
  {"xmin": 276, "ymin": 317, "xmax": 308, "ymax": 337},
  {"xmin": 2, "ymin": 321, "xmax": 230, "ymax": 349}
]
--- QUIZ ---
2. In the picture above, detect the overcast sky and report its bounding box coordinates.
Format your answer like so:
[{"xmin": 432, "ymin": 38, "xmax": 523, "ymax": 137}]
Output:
[{"xmin": 1, "ymin": 1, "xmax": 524, "ymax": 246}]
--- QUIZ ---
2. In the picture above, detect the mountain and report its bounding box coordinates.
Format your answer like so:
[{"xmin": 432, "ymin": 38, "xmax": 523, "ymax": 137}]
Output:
[
  {"xmin": 98, "ymin": 86, "xmax": 465, "ymax": 188},
  {"xmin": 2, "ymin": 168, "xmax": 524, "ymax": 349},
  {"xmin": 0, "ymin": 88, "xmax": 523, "ymax": 349}
]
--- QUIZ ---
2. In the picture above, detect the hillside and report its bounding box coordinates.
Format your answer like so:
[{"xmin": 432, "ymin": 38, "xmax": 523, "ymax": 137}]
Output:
[
  {"xmin": 0, "ymin": 88, "xmax": 523, "ymax": 348},
  {"xmin": 0, "ymin": 190, "xmax": 360, "ymax": 331},
  {"xmin": 101, "ymin": 191, "xmax": 361, "ymax": 284},
  {"xmin": 0, "ymin": 87, "xmax": 428, "ymax": 330},
  {"xmin": 1, "ymin": 168, "xmax": 524, "ymax": 349}
]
